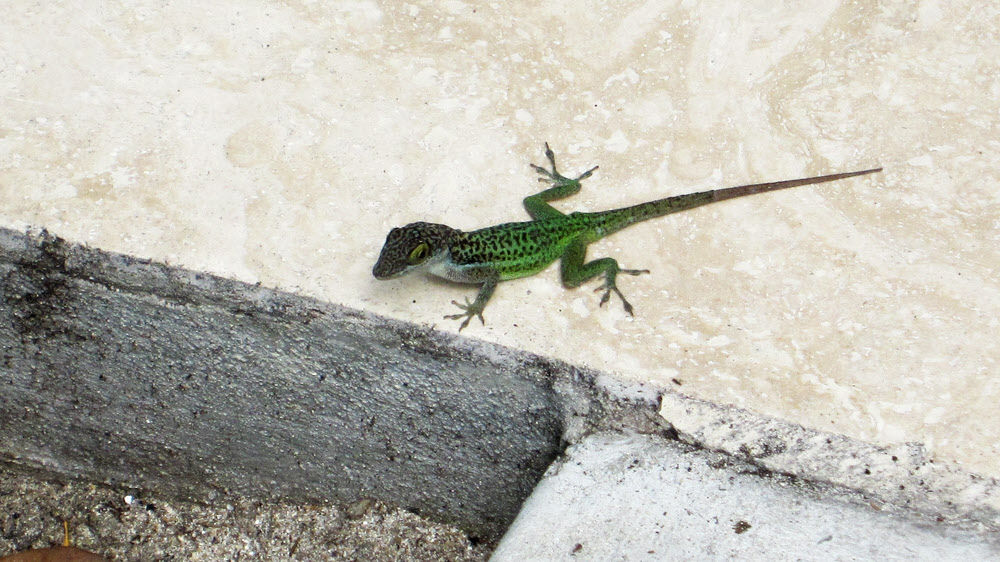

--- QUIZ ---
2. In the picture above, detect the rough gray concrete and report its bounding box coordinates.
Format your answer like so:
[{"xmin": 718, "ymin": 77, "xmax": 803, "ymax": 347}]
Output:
[
  {"xmin": 0, "ymin": 463, "xmax": 489, "ymax": 561},
  {"xmin": 0, "ymin": 227, "xmax": 658, "ymax": 544},
  {"xmin": 492, "ymin": 432, "xmax": 1000, "ymax": 561}
]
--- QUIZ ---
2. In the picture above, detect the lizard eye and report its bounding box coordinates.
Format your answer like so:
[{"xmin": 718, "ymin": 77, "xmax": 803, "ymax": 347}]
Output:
[{"xmin": 407, "ymin": 242, "xmax": 430, "ymax": 265}]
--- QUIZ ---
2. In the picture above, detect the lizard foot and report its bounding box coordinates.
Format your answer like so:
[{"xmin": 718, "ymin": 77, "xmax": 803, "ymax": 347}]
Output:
[
  {"xmin": 445, "ymin": 297, "xmax": 486, "ymax": 331},
  {"xmin": 595, "ymin": 268, "xmax": 649, "ymax": 315},
  {"xmin": 531, "ymin": 142, "xmax": 598, "ymax": 187}
]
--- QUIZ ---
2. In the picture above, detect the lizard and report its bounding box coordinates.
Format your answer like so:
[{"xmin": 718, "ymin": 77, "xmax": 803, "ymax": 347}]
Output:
[{"xmin": 373, "ymin": 144, "xmax": 881, "ymax": 330}]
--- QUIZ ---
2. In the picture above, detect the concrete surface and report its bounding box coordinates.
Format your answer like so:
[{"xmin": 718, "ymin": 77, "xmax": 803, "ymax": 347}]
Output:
[
  {"xmin": 1, "ymin": 0, "xmax": 997, "ymax": 481},
  {"xmin": 0, "ymin": 227, "xmax": 657, "ymax": 543},
  {"xmin": 2, "ymin": 3, "xmax": 999, "ymax": 558},
  {"xmin": 659, "ymin": 392, "xmax": 1000, "ymax": 527},
  {"xmin": 1, "ymin": 228, "xmax": 999, "ymax": 559},
  {"xmin": 492, "ymin": 432, "xmax": 1000, "ymax": 561},
  {"xmin": 0, "ymin": 463, "xmax": 489, "ymax": 561}
]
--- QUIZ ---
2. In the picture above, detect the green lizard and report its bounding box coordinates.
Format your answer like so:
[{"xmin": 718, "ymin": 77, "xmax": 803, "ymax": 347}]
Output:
[{"xmin": 373, "ymin": 144, "xmax": 881, "ymax": 330}]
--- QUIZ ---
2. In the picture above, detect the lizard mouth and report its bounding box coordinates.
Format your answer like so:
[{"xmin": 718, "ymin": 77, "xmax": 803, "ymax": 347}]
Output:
[{"xmin": 372, "ymin": 262, "xmax": 402, "ymax": 280}]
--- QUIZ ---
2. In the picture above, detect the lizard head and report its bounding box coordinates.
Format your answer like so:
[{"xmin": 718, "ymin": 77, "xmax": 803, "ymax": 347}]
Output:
[{"xmin": 372, "ymin": 221, "xmax": 460, "ymax": 279}]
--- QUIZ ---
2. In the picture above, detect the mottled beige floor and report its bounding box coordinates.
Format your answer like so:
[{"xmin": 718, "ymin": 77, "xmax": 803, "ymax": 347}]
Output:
[{"xmin": 1, "ymin": 2, "xmax": 997, "ymax": 477}]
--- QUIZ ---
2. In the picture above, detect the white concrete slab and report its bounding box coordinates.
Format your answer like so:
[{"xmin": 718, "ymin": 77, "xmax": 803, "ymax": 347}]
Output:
[{"xmin": 492, "ymin": 432, "xmax": 1000, "ymax": 561}]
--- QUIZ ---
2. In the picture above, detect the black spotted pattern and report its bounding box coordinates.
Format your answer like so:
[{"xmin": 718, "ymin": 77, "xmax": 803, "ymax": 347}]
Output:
[{"xmin": 452, "ymin": 214, "xmax": 591, "ymax": 281}]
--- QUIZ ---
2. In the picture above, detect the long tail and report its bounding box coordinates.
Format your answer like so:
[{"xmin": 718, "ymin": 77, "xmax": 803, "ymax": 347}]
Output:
[{"xmin": 586, "ymin": 167, "xmax": 882, "ymax": 238}]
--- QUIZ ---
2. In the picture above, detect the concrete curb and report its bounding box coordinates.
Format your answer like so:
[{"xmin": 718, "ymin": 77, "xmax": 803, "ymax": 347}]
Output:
[
  {"xmin": 0, "ymin": 227, "xmax": 655, "ymax": 541},
  {"xmin": 659, "ymin": 393, "xmax": 1000, "ymax": 532},
  {"xmin": 2, "ymin": 227, "xmax": 998, "ymax": 559},
  {"xmin": 492, "ymin": 432, "xmax": 1000, "ymax": 560}
]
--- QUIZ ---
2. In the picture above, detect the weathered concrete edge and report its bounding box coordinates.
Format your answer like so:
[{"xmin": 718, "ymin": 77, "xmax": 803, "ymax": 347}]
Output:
[
  {"xmin": 494, "ymin": 431, "xmax": 1000, "ymax": 560},
  {"xmin": 1, "ymin": 226, "xmax": 997, "ymax": 544},
  {"xmin": 0, "ymin": 226, "xmax": 660, "ymax": 542},
  {"xmin": 659, "ymin": 393, "xmax": 1000, "ymax": 533}
]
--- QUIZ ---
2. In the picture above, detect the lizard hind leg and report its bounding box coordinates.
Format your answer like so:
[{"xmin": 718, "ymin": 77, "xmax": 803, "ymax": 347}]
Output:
[
  {"xmin": 560, "ymin": 240, "xmax": 649, "ymax": 315},
  {"xmin": 594, "ymin": 264, "xmax": 650, "ymax": 315}
]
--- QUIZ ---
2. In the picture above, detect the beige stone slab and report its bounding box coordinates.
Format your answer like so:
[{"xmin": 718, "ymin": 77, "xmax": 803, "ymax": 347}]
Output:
[{"xmin": 1, "ymin": 2, "xmax": 997, "ymax": 477}]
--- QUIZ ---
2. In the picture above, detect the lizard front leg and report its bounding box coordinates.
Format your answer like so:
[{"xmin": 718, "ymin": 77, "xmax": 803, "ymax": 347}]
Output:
[
  {"xmin": 559, "ymin": 240, "xmax": 649, "ymax": 315},
  {"xmin": 523, "ymin": 143, "xmax": 599, "ymax": 220},
  {"xmin": 444, "ymin": 272, "xmax": 500, "ymax": 331}
]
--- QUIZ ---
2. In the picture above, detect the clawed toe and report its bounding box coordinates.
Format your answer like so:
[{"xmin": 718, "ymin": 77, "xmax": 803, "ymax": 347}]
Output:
[
  {"xmin": 444, "ymin": 298, "xmax": 485, "ymax": 331},
  {"xmin": 532, "ymin": 143, "xmax": 598, "ymax": 187},
  {"xmin": 594, "ymin": 284, "xmax": 636, "ymax": 316}
]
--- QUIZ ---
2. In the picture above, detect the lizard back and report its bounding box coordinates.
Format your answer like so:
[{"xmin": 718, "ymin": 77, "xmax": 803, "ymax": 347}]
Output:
[{"xmin": 452, "ymin": 215, "xmax": 592, "ymax": 280}]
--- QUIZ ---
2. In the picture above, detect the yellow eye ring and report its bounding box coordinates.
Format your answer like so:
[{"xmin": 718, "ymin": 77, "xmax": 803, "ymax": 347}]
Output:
[{"xmin": 407, "ymin": 242, "xmax": 430, "ymax": 264}]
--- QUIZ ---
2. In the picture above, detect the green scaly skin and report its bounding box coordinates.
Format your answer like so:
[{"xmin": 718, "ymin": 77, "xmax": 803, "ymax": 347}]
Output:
[{"xmin": 373, "ymin": 144, "xmax": 881, "ymax": 330}]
